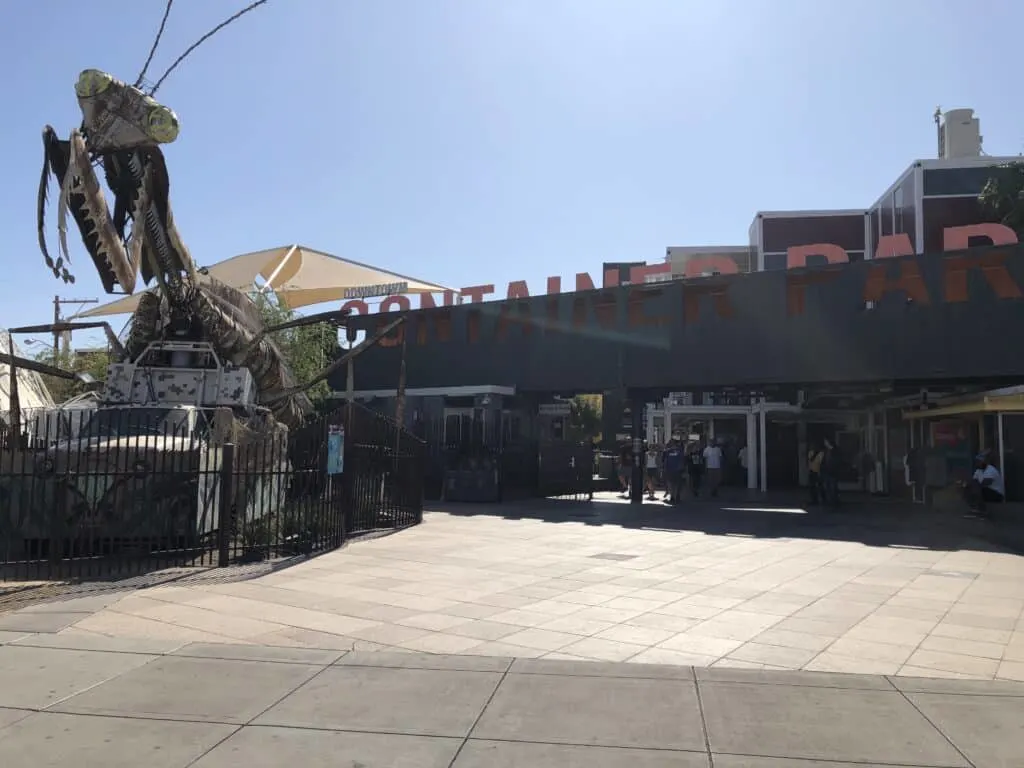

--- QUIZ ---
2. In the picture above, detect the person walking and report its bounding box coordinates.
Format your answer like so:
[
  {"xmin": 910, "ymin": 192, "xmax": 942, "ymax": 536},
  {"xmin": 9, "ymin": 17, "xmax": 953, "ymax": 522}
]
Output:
[
  {"xmin": 617, "ymin": 443, "xmax": 632, "ymax": 497},
  {"xmin": 820, "ymin": 438, "xmax": 840, "ymax": 506},
  {"xmin": 703, "ymin": 438, "xmax": 724, "ymax": 497},
  {"xmin": 807, "ymin": 443, "xmax": 824, "ymax": 504},
  {"xmin": 644, "ymin": 443, "xmax": 660, "ymax": 501},
  {"xmin": 662, "ymin": 438, "xmax": 684, "ymax": 503},
  {"xmin": 687, "ymin": 440, "xmax": 705, "ymax": 498}
]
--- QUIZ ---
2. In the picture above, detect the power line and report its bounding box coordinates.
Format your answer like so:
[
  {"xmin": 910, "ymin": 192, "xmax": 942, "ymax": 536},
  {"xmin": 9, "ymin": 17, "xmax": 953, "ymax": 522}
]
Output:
[
  {"xmin": 149, "ymin": 0, "xmax": 270, "ymax": 96},
  {"xmin": 134, "ymin": 0, "xmax": 174, "ymax": 88}
]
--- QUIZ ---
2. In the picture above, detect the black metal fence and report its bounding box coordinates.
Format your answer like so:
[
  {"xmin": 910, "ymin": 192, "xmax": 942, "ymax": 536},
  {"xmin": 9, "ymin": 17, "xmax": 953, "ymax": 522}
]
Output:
[
  {"xmin": 339, "ymin": 402, "xmax": 425, "ymax": 534},
  {"xmin": 0, "ymin": 402, "xmax": 424, "ymax": 582}
]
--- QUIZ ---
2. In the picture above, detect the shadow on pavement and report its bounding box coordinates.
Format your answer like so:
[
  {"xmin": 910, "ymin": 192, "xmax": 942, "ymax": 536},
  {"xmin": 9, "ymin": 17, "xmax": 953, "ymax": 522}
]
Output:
[{"xmin": 430, "ymin": 489, "xmax": 1023, "ymax": 555}]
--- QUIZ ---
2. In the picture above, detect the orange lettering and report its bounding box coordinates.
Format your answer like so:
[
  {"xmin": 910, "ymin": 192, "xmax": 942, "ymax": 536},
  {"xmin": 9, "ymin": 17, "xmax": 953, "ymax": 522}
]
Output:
[
  {"xmin": 603, "ymin": 270, "xmax": 621, "ymax": 288},
  {"xmin": 943, "ymin": 223, "xmax": 1018, "ymax": 251},
  {"xmin": 787, "ymin": 243, "xmax": 849, "ymax": 269},
  {"xmin": 506, "ymin": 280, "xmax": 530, "ymax": 300},
  {"xmin": 575, "ymin": 273, "xmax": 596, "ymax": 291},
  {"xmin": 684, "ymin": 256, "xmax": 740, "ymax": 278},
  {"xmin": 943, "ymin": 251, "xmax": 1023, "ymax": 302},
  {"xmin": 546, "ymin": 276, "xmax": 562, "ymax": 295},
  {"xmin": 461, "ymin": 284, "xmax": 494, "ymax": 303},
  {"xmin": 864, "ymin": 261, "xmax": 930, "ymax": 305},
  {"xmin": 875, "ymin": 233, "xmax": 914, "ymax": 259}
]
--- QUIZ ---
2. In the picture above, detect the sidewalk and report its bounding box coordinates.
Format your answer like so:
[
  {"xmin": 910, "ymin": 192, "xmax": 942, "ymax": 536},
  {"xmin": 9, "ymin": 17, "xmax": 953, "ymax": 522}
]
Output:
[{"xmin": 0, "ymin": 635, "xmax": 1020, "ymax": 767}]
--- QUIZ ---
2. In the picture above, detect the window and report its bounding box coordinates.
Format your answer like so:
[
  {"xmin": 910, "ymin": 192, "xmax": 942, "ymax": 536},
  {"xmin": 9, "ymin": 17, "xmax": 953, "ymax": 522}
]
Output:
[{"xmin": 923, "ymin": 167, "xmax": 1000, "ymax": 197}]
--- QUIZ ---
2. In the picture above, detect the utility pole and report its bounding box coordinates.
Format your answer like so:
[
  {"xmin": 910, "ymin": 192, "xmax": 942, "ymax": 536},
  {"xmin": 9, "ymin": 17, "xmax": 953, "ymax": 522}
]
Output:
[{"xmin": 52, "ymin": 296, "xmax": 99, "ymax": 357}]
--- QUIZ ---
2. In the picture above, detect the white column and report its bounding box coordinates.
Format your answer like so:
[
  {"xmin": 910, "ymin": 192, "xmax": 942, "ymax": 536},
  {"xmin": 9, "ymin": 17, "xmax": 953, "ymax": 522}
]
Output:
[
  {"xmin": 746, "ymin": 410, "xmax": 757, "ymax": 489},
  {"xmin": 646, "ymin": 404, "xmax": 655, "ymax": 444},
  {"xmin": 758, "ymin": 403, "xmax": 768, "ymax": 492}
]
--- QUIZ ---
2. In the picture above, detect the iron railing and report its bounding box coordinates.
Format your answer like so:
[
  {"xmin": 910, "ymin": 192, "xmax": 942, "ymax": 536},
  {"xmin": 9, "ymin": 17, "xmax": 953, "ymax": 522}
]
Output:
[
  {"xmin": 0, "ymin": 402, "xmax": 424, "ymax": 582},
  {"xmin": 336, "ymin": 402, "xmax": 425, "ymax": 534}
]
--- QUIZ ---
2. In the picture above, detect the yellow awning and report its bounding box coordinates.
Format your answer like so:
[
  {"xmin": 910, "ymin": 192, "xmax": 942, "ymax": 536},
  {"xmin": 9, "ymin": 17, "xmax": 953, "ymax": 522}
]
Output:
[
  {"xmin": 903, "ymin": 393, "xmax": 1024, "ymax": 420},
  {"xmin": 73, "ymin": 244, "xmax": 452, "ymax": 318}
]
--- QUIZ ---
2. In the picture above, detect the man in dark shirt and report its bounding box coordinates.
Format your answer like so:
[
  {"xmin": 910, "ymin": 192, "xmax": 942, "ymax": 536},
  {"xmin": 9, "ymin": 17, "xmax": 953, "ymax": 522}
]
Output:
[
  {"xmin": 661, "ymin": 439, "xmax": 684, "ymax": 503},
  {"xmin": 687, "ymin": 441, "xmax": 705, "ymax": 497}
]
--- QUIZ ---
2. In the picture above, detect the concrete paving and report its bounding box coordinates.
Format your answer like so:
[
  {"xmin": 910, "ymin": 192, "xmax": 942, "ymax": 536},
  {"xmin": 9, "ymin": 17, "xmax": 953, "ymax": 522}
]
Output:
[
  {"xmin": 0, "ymin": 641, "xmax": 1021, "ymax": 766},
  {"xmin": 1, "ymin": 495, "xmax": 1022, "ymax": 681}
]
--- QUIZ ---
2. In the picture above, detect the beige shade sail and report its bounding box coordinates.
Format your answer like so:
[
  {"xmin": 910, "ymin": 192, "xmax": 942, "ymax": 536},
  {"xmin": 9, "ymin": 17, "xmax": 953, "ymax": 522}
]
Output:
[{"xmin": 74, "ymin": 244, "xmax": 453, "ymax": 318}]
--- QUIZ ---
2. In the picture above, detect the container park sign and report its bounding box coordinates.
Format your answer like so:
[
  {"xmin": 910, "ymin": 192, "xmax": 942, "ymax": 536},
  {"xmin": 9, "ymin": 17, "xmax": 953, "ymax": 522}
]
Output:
[{"xmin": 340, "ymin": 223, "xmax": 1019, "ymax": 315}]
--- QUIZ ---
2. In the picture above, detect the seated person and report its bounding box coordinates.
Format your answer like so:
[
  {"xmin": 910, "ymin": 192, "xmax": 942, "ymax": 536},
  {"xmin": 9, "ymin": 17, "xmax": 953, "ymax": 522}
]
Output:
[{"xmin": 963, "ymin": 452, "xmax": 1004, "ymax": 518}]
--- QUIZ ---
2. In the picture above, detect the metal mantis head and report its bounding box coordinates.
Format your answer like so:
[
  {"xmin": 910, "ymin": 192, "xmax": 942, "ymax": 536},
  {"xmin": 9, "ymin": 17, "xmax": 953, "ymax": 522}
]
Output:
[{"xmin": 74, "ymin": 69, "xmax": 180, "ymax": 153}]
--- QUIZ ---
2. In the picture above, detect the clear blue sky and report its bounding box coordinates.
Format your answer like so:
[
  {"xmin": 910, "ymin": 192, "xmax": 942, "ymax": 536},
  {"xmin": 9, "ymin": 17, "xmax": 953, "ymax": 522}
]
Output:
[{"xmin": 0, "ymin": 0, "xmax": 1020, "ymax": 345}]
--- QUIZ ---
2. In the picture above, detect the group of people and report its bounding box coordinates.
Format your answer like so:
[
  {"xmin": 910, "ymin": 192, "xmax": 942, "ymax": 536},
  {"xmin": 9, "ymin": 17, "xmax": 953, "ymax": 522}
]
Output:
[{"xmin": 617, "ymin": 437, "xmax": 727, "ymax": 502}]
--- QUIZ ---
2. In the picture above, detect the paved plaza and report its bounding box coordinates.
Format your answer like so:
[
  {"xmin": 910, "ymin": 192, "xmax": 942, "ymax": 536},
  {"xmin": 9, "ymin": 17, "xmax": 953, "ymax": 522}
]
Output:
[
  {"xmin": 1, "ymin": 496, "xmax": 1023, "ymax": 765},
  {"xmin": 1, "ymin": 495, "xmax": 1022, "ymax": 679}
]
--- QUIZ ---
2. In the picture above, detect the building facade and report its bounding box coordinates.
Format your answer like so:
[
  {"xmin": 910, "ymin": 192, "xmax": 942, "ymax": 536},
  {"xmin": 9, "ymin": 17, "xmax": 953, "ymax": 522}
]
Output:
[{"xmin": 341, "ymin": 108, "xmax": 1024, "ymax": 508}]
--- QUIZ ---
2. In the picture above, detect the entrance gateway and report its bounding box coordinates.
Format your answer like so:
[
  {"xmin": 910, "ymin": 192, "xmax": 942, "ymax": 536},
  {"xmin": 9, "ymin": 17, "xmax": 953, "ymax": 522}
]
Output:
[{"xmin": 335, "ymin": 245, "xmax": 1024, "ymax": 504}]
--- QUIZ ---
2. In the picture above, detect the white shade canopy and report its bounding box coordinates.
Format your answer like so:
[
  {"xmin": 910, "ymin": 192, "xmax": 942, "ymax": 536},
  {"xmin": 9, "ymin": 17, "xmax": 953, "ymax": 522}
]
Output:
[
  {"xmin": 0, "ymin": 329, "xmax": 56, "ymax": 416},
  {"xmin": 74, "ymin": 244, "xmax": 453, "ymax": 318}
]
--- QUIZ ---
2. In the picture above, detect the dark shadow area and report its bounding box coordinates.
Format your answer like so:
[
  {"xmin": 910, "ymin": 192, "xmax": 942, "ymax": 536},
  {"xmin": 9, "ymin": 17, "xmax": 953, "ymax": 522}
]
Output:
[{"xmin": 429, "ymin": 490, "xmax": 1024, "ymax": 556}]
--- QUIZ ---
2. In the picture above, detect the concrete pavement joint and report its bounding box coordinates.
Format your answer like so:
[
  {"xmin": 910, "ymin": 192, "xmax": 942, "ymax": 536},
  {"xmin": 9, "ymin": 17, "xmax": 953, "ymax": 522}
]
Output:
[
  {"xmin": 445, "ymin": 661, "xmax": 513, "ymax": 768},
  {"xmin": 692, "ymin": 673, "xmax": 715, "ymax": 767},
  {"xmin": 890, "ymin": 684, "xmax": 979, "ymax": 768}
]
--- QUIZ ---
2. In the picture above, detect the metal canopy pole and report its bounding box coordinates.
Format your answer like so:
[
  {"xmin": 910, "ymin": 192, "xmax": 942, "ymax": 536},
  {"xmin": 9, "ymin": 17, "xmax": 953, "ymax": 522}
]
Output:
[
  {"xmin": 746, "ymin": 409, "xmax": 757, "ymax": 490},
  {"xmin": 630, "ymin": 393, "xmax": 645, "ymax": 504}
]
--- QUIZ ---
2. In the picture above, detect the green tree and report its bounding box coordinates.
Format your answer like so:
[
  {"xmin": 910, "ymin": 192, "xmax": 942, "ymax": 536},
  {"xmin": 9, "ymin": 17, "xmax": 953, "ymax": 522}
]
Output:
[
  {"xmin": 979, "ymin": 161, "xmax": 1024, "ymax": 236},
  {"xmin": 567, "ymin": 394, "xmax": 602, "ymax": 442},
  {"xmin": 32, "ymin": 347, "xmax": 109, "ymax": 403},
  {"xmin": 252, "ymin": 293, "xmax": 340, "ymax": 411}
]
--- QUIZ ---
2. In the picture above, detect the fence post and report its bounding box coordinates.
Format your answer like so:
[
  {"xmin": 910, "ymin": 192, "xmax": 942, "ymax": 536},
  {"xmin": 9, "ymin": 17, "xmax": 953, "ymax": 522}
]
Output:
[{"xmin": 217, "ymin": 442, "xmax": 235, "ymax": 568}]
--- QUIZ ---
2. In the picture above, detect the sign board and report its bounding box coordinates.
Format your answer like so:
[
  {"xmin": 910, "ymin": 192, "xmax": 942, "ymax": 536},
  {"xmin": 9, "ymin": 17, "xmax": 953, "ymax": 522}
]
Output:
[
  {"xmin": 538, "ymin": 403, "xmax": 571, "ymax": 416},
  {"xmin": 343, "ymin": 282, "xmax": 409, "ymax": 300},
  {"xmin": 327, "ymin": 425, "xmax": 344, "ymax": 475}
]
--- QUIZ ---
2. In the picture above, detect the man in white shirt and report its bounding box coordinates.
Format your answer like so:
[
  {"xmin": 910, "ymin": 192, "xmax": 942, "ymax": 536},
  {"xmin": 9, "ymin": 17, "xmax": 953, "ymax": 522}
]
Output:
[
  {"xmin": 703, "ymin": 439, "xmax": 724, "ymax": 497},
  {"xmin": 963, "ymin": 452, "xmax": 1004, "ymax": 518}
]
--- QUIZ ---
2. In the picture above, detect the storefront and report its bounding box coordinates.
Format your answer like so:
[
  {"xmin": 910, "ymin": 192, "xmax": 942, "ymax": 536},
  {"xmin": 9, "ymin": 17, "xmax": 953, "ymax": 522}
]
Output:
[
  {"xmin": 646, "ymin": 397, "xmax": 890, "ymax": 497},
  {"xmin": 902, "ymin": 386, "xmax": 1024, "ymax": 505}
]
